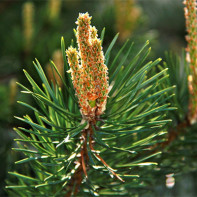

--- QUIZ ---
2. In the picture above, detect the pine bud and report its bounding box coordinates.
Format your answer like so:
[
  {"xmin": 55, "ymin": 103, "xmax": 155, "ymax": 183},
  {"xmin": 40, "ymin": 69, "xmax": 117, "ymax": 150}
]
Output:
[
  {"xmin": 9, "ymin": 78, "xmax": 17, "ymax": 106},
  {"xmin": 66, "ymin": 13, "xmax": 109, "ymax": 120},
  {"xmin": 23, "ymin": 2, "xmax": 34, "ymax": 52},
  {"xmin": 184, "ymin": 0, "xmax": 197, "ymax": 124},
  {"xmin": 48, "ymin": 0, "xmax": 62, "ymax": 21},
  {"xmin": 46, "ymin": 50, "xmax": 64, "ymax": 87},
  {"xmin": 115, "ymin": 0, "xmax": 141, "ymax": 41}
]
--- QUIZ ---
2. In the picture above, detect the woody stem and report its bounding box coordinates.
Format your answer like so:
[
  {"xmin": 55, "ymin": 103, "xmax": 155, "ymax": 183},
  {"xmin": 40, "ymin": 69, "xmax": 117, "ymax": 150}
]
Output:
[
  {"xmin": 66, "ymin": 129, "xmax": 89, "ymax": 197},
  {"xmin": 88, "ymin": 122, "xmax": 124, "ymax": 182}
]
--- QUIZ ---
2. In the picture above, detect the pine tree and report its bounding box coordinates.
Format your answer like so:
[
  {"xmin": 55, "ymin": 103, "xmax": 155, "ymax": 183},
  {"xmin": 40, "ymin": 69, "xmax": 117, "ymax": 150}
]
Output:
[{"xmin": 5, "ymin": 0, "xmax": 197, "ymax": 195}]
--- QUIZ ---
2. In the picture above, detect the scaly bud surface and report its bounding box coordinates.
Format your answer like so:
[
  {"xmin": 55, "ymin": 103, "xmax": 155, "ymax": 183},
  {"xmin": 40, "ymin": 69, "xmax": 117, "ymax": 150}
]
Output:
[
  {"xmin": 66, "ymin": 13, "xmax": 109, "ymax": 120},
  {"xmin": 184, "ymin": 0, "xmax": 197, "ymax": 124}
]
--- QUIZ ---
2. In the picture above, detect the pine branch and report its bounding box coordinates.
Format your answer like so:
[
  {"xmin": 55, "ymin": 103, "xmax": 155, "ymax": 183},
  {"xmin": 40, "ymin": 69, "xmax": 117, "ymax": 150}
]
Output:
[{"xmin": 6, "ymin": 12, "xmax": 174, "ymax": 196}]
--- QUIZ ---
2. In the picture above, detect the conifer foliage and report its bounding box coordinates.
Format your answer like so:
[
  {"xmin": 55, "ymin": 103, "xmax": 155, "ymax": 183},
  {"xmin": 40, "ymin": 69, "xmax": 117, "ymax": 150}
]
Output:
[{"xmin": 6, "ymin": 12, "xmax": 174, "ymax": 196}]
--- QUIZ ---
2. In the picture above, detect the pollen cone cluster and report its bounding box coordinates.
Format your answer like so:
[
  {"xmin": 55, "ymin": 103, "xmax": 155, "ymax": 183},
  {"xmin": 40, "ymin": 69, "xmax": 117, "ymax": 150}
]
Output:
[
  {"xmin": 66, "ymin": 13, "xmax": 109, "ymax": 120},
  {"xmin": 184, "ymin": 0, "xmax": 197, "ymax": 124}
]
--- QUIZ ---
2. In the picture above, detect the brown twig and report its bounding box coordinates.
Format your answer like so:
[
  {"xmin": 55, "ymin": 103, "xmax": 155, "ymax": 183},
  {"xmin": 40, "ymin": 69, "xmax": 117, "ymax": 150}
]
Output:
[
  {"xmin": 81, "ymin": 129, "xmax": 88, "ymax": 178},
  {"xmin": 88, "ymin": 123, "xmax": 125, "ymax": 182},
  {"xmin": 65, "ymin": 129, "xmax": 89, "ymax": 197},
  {"xmin": 65, "ymin": 162, "xmax": 82, "ymax": 197},
  {"xmin": 150, "ymin": 116, "xmax": 191, "ymax": 152},
  {"xmin": 66, "ymin": 118, "xmax": 125, "ymax": 196},
  {"xmin": 162, "ymin": 117, "xmax": 190, "ymax": 148}
]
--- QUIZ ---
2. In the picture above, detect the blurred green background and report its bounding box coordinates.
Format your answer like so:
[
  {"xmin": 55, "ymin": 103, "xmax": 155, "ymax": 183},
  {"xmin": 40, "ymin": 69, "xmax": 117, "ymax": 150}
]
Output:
[{"xmin": 1, "ymin": 0, "xmax": 194, "ymax": 196}]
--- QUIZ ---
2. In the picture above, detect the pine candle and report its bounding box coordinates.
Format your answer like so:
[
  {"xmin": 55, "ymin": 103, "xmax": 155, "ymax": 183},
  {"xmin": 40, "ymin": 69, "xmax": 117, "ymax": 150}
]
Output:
[
  {"xmin": 66, "ymin": 13, "xmax": 109, "ymax": 120},
  {"xmin": 184, "ymin": 0, "xmax": 197, "ymax": 124}
]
